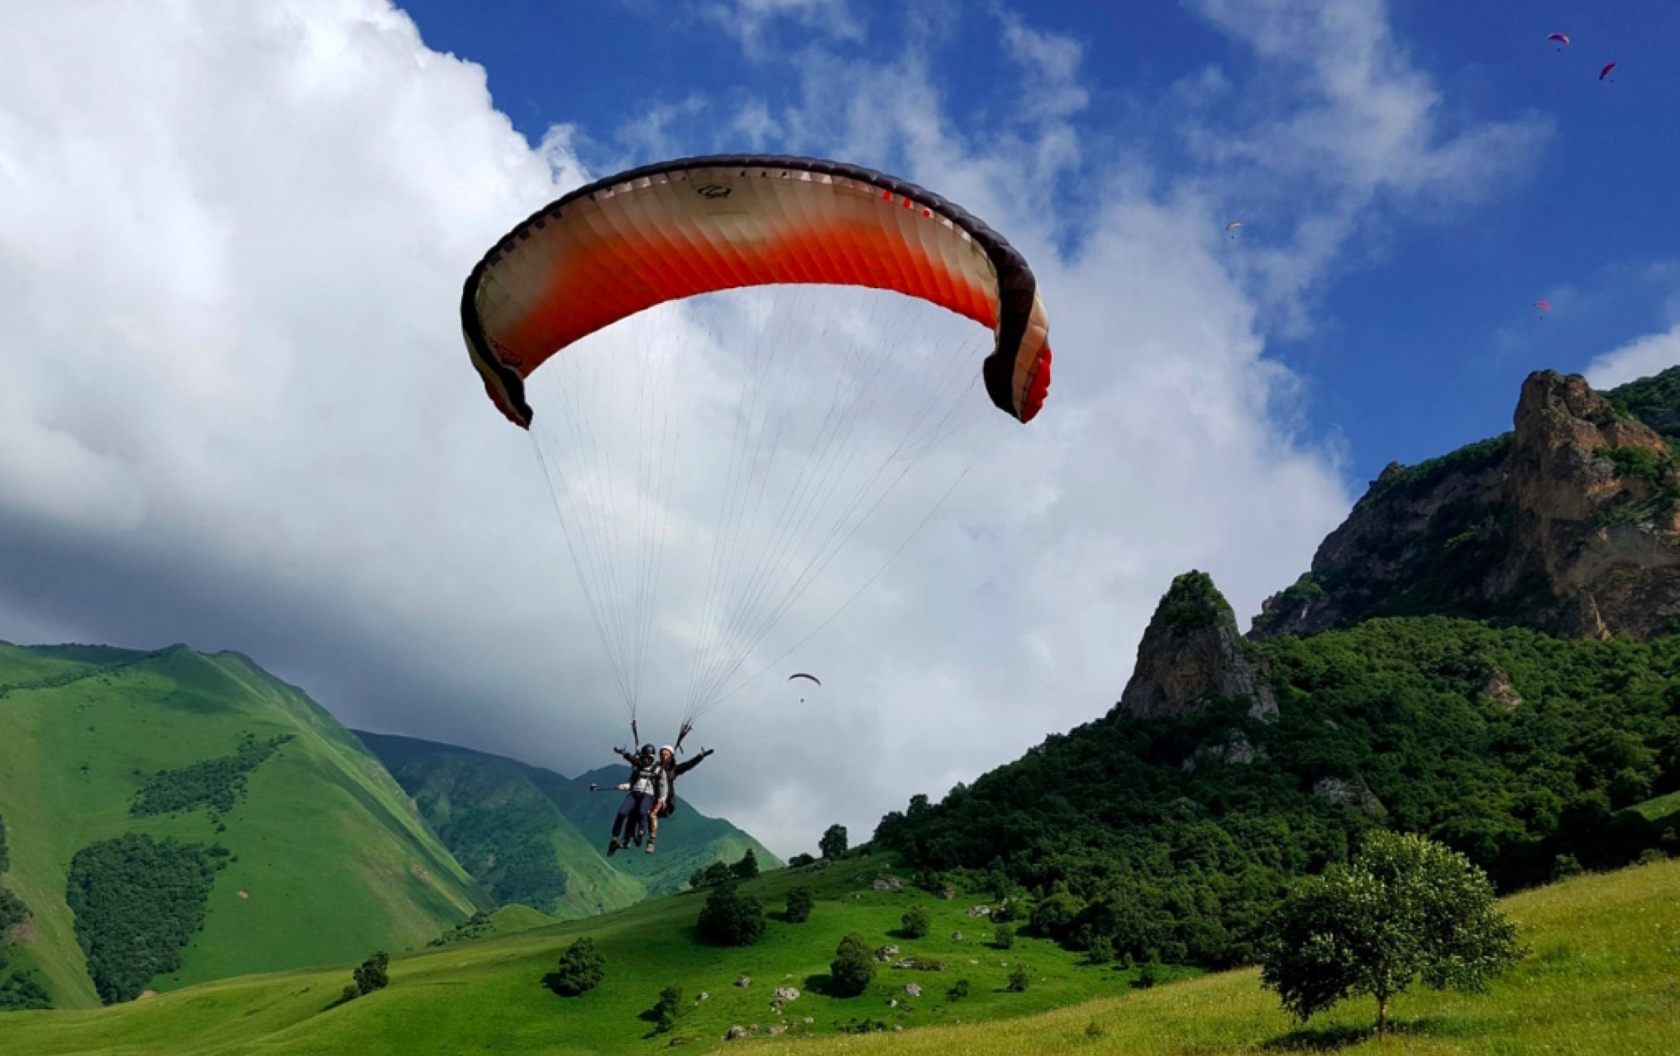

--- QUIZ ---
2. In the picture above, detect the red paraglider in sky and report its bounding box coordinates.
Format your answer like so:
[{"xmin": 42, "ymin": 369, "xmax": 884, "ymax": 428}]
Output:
[
  {"xmin": 1600, "ymin": 62, "xmax": 1617, "ymax": 82},
  {"xmin": 1534, "ymin": 300, "xmax": 1552, "ymax": 320}
]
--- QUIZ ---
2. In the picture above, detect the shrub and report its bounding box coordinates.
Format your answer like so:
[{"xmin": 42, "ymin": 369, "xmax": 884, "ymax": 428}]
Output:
[
  {"xmin": 829, "ymin": 932, "xmax": 876, "ymax": 997},
  {"xmin": 993, "ymin": 924, "xmax": 1014, "ymax": 950},
  {"xmin": 352, "ymin": 951, "xmax": 390, "ymax": 995},
  {"xmin": 547, "ymin": 937, "xmax": 605, "ymax": 996},
  {"xmin": 1552, "ymin": 853, "xmax": 1584, "ymax": 880},
  {"xmin": 1087, "ymin": 934, "xmax": 1115, "ymax": 965},
  {"xmin": 820, "ymin": 824, "xmax": 848, "ymax": 859},
  {"xmin": 1030, "ymin": 892, "xmax": 1083, "ymax": 939},
  {"xmin": 729, "ymin": 849, "xmax": 760, "ymax": 882},
  {"xmin": 789, "ymin": 853, "xmax": 816, "ymax": 868},
  {"xmin": 703, "ymin": 862, "xmax": 733, "ymax": 887},
  {"xmin": 1135, "ymin": 955, "xmax": 1160, "ymax": 988},
  {"xmin": 697, "ymin": 883, "xmax": 766, "ymax": 947},
  {"xmin": 1006, "ymin": 963, "xmax": 1029, "ymax": 992},
  {"xmin": 340, "ymin": 984, "xmax": 360, "ymax": 1004},
  {"xmin": 785, "ymin": 887, "xmax": 814, "ymax": 923},
  {"xmin": 1636, "ymin": 847, "xmax": 1667, "ymax": 866},
  {"xmin": 901, "ymin": 904, "xmax": 930, "ymax": 938},
  {"xmin": 650, "ymin": 984, "xmax": 683, "ymax": 1032},
  {"xmin": 946, "ymin": 978, "xmax": 970, "ymax": 1001}
]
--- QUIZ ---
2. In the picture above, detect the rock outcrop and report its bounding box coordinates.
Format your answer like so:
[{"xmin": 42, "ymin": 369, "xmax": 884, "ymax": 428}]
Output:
[
  {"xmin": 1252, "ymin": 369, "xmax": 1680, "ymax": 642},
  {"xmin": 1117, "ymin": 571, "xmax": 1278, "ymax": 720}
]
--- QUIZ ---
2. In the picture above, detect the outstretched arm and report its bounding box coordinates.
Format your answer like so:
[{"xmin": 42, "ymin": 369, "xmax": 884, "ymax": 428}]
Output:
[
  {"xmin": 674, "ymin": 748, "xmax": 714, "ymax": 776},
  {"xmin": 614, "ymin": 746, "xmax": 638, "ymax": 765}
]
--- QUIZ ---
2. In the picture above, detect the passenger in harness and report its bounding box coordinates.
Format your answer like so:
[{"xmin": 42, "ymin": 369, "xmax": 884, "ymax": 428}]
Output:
[
  {"xmin": 607, "ymin": 744, "xmax": 667, "ymax": 856},
  {"xmin": 648, "ymin": 744, "xmax": 715, "ymax": 845}
]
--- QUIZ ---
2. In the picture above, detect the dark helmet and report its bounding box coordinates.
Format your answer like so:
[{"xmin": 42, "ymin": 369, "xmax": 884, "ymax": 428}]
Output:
[{"xmin": 639, "ymin": 743, "xmax": 656, "ymax": 759}]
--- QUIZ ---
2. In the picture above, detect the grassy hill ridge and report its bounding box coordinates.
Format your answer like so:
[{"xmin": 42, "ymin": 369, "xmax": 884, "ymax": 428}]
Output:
[{"xmin": 0, "ymin": 642, "xmax": 484, "ymax": 1009}]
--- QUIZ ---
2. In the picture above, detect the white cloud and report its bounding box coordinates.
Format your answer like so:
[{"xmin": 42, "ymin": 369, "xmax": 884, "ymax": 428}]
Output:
[
  {"xmin": 1585, "ymin": 325, "xmax": 1680, "ymax": 390},
  {"xmin": 703, "ymin": 0, "xmax": 863, "ymax": 57}
]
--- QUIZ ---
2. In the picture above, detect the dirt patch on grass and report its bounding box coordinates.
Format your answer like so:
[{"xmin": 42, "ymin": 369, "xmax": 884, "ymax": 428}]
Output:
[
  {"xmin": 4, "ymin": 918, "xmax": 37, "ymax": 945},
  {"xmin": 137, "ymin": 989, "xmax": 159, "ymax": 1002}
]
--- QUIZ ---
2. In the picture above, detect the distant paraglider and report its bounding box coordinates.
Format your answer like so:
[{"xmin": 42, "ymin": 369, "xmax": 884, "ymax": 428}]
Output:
[
  {"xmin": 789, "ymin": 672, "xmax": 820, "ymax": 702},
  {"xmin": 1224, "ymin": 220, "xmax": 1243, "ymax": 241},
  {"xmin": 1600, "ymin": 62, "xmax": 1617, "ymax": 82},
  {"xmin": 1534, "ymin": 300, "xmax": 1552, "ymax": 320},
  {"xmin": 1547, "ymin": 32, "xmax": 1570, "ymax": 48}
]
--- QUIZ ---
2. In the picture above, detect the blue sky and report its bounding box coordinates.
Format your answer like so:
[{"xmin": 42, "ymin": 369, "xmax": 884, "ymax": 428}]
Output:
[
  {"xmin": 404, "ymin": 0, "xmax": 1680, "ymax": 481},
  {"xmin": 4, "ymin": 0, "xmax": 1680, "ymax": 854}
]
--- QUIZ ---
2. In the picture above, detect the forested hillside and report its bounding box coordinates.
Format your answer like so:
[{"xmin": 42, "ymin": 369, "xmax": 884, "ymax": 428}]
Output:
[{"xmin": 875, "ymin": 610, "xmax": 1679, "ymax": 969}]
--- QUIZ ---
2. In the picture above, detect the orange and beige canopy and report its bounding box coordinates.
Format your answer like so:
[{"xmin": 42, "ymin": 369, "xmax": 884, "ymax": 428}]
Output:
[{"xmin": 460, "ymin": 155, "xmax": 1051, "ymax": 427}]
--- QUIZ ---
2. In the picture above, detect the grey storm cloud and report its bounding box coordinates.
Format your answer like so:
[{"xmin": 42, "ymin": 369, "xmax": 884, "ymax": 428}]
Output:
[{"xmin": 0, "ymin": 0, "xmax": 1540, "ymax": 855}]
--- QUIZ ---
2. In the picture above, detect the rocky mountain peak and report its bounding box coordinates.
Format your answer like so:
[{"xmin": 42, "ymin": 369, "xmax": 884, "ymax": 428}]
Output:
[
  {"xmin": 1250, "ymin": 367, "xmax": 1680, "ymax": 642},
  {"xmin": 1117, "ymin": 571, "xmax": 1277, "ymax": 720}
]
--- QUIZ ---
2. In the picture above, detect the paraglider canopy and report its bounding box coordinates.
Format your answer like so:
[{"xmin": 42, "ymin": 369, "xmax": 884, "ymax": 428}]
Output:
[
  {"xmin": 1600, "ymin": 62, "xmax": 1617, "ymax": 81},
  {"xmin": 1533, "ymin": 300, "xmax": 1552, "ymax": 311},
  {"xmin": 461, "ymin": 155, "xmax": 1052, "ymax": 428},
  {"xmin": 1224, "ymin": 220, "xmax": 1242, "ymax": 232},
  {"xmin": 788, "ymin": 673, "xmax": 822, "ymax": 686},
  {"xmin": 1547, "ymin": 32, "xmax": 1570, "ymax": 46}
]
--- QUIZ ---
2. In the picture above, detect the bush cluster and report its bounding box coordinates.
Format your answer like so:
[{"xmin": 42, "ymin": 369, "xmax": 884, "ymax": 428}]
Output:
[
  {"xmin": 66, "ymin": 833, "xmax": 223, "ymax": 1004},
  {"xmin": 828, "ymin": 932, "xmax": 875, "ymax": 997},
  {"xmin": 340, "ymin": 951, "xmax": 389, "ymax": 1003},
  {"xmin": 546, "ymin": 937, "xmax": 605, "ymax": 996},
  {"xmin": 129, "ymin": 733, "xmax": 293, "ymax": 818},
  {"xmin": 696, "ymin": 883, "xmax": 765, "ymax": 947},
  {"xmin": 784, "ymin": 886, "xmax": 814, "ymax": 923}
]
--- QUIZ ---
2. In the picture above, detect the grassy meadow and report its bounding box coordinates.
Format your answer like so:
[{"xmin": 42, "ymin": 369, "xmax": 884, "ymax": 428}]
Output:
[{"xmin": 1, "ymin": 849, "xmax": 1674, "ymax": 1055}]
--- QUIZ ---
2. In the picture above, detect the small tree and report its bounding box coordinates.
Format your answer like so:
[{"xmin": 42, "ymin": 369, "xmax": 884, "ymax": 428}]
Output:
[
  {"xmin": 689, "ymin": 868, "xmax": 707, "ymax": 890},
  {"xmin": 785, "ymin": 886, "xmax": 814, "ymax": 924},
  {"xmin": 650, "ymin": 984, "xmax": 683, "ymax": 1032},
  {"xmin": 819, "ymin": 824, "xmax": 848, "ymax": 859},
  {"xmin": 352, "ymin": 951, "xmax": 389, "ymax": 995},
  {"xmin": 993, "ymin": 924, "xmax": 1014, "ymax": 950},
  {"xmin": 829, "ymin": 932, "xmax": 876, "ymax": 997},
  {"xmin": 1260, "ymin": 831, "xmax": 1523, "ymax": 1035},
  {"xmin": 1006, "ymin": 963, "xmax": 1029, "ymax": 992},
  {"xmin": 697, "ymin": 882, "xmax": 766, "ymax": 947},
  {"xmin": 901, "ymin": 903, "xmax": 930, "ymax": 938},
  {"xmin": 547, "ymin": 937, "xmax": 606, "ymax": 996},
  {"xmin": 946, "ymin": 978, "xmax": 970, "ymax": 1001},
  {"xmin": 789, "ymin": 852, "xmax": 816, "ymax": 868},
  {"xmin": 703, "ymin": 861, "xmax": 733, "ymax": 887},
  {"xmin": 729, "ymin": 848, "xmax": 760, "ymax": 881}
]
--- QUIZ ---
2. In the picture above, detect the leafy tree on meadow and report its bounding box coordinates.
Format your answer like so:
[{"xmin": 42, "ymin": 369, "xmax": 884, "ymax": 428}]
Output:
[
  {"xmin": 649, "ymin": 984, "xmax": 683, "ymax": 1032},
  {"xmin": 546, "ymin": 937, "xmax": 606, "ymax": 996},
  {"xmin": 993, "ymin": 924, "xmax": 1014, "ymax": 950},
  {"xmin": 901, "ymin": 903, "xmax": 930, "ymax": 938},
  {"xmin": 820, "ymin": 824, "xmax": 848, "ymax": 859},
  {"xmin": 696, "ymin": 882, "xmax": 765, "ymax": 947},
  {"xmin": 352, "ymin": 951, "xmax": 389, "ymax": 995},
  {"xmin": 729, "ymin": 848, "xmax": 759, "ymax": 881},
  {"xmin": 829, "ymin": 932, "xmax": 875, "ymax": 997},
  {"xmin": 703, "ymin": 861, "xmax": 732, "ymax": 887},
  {"xmin": 785, "ymin": 886, "xmax": 814, "ymax": 923},
  {"xmin": 1006, "ymin": 963, "xmax": 1030, "ymax": 992},
  {"xmin": 1260, "ymin": 831, "xmax": 1523, "ymax": 1034}
]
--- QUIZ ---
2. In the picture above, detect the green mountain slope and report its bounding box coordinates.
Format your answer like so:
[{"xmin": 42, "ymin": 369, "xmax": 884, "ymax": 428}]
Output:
[
  {"xmin": 543, "ymin": 763, "xmax": 781, "ymax": 896},
  {"xmin": 874, "ymin": 613, "xmax": 1679, "ymax": 968},
  {"xmin": 0, "ymin": 642, "xmax": 483, "ymax": 1009},
  {"xmin": 0, "ymin": 848, "xmax": 1672, "ymax": 1055},
  {"xmin": 355, "ymin": 733, "xmax": 780, "ymax": 914},
  {"xmin": 353, "ymin": 732, "xmax": 644, "ymax": 919}
]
